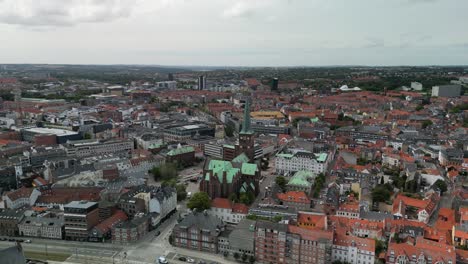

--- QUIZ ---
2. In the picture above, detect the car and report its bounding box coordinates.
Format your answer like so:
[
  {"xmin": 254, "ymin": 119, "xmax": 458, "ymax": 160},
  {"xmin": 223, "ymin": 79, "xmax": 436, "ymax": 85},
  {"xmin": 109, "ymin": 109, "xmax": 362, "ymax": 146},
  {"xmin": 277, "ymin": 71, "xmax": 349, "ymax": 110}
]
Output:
[
  {"xmin": 16, "ymin": 239, "xmax": 24, "ymax": 243},
  {"xmin": 186, "ymin": 258, "xmax": 195, "ymax": 263},
  {"xmin": 25, "ymin": 239, "xmax": 31, "ymax": 243},
  {"xmin": 198, "ymin": 261, "xmax": 206, "ymax": 264},
  {"xmin": 178, "ymin": 257, "xmax": 187, "ymax": 261},
  {"xmin": 8, "ymin": 238, "xmax": 15, "ymax": 242},
  {"xmin": 157, "ymin": 256, "xmax": 168, "ymax": 264},
  {"xmin": 0, "ymin": 237, "xmax": 6, "ymax": 241},
  {"xmin": 155, "ymin": 231, "xmax": 161, "ymax": 237}
]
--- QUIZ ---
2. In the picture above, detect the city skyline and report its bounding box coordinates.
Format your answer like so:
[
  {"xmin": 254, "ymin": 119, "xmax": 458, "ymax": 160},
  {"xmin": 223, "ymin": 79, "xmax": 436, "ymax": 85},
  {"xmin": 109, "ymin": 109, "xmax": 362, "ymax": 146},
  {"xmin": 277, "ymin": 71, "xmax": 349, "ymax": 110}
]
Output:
[{"xmin": 1, "ymin": 0, "xmax": 468, "ymax": 66}]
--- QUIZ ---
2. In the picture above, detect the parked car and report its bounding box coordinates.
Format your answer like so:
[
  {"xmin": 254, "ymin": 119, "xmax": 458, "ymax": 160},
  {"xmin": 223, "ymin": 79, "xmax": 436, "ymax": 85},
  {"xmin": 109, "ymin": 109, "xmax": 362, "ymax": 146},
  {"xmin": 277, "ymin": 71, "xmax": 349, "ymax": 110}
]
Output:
[
  {"xmin": 186, "ymin": 258, "xmax": 194, "ymax": 263},
  {"xmin": 178, "ymin": 257, "xmax": 187, "ymax": 261},
  {"xmin": 25, "ymin": 239, "xmax": 31, "ymax": 243},
  {"xmin": 157, "ymin": 256, "xmax": 168, "ymax": 264}
]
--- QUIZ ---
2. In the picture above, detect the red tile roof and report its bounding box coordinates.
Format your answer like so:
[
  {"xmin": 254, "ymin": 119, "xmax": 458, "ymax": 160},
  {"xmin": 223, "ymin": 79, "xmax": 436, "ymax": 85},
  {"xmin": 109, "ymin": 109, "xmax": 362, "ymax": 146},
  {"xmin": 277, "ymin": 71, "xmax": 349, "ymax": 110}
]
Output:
[
  {"xmin": 333, "ymin": 233, "xmax": 375, "ymax": 252},
  {"xmin": 94, "ymin": 210, "xmax": 128, "ymax": 234},
  {"xmin": 387, "ymin": 237, "xmax": 456, "ymax": 263},
  {"xmin": 277, "ymin": 191, "xmax": 310, "ymax": 204}
]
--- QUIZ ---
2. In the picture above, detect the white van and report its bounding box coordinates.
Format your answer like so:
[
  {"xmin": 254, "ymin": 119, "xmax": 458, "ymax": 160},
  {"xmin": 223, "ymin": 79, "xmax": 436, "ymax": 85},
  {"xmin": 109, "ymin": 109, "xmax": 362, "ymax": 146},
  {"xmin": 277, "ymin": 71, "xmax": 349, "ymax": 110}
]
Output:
[{"xmin": 157, "ymin": 256, "xmax": 168, "ymax": 264}]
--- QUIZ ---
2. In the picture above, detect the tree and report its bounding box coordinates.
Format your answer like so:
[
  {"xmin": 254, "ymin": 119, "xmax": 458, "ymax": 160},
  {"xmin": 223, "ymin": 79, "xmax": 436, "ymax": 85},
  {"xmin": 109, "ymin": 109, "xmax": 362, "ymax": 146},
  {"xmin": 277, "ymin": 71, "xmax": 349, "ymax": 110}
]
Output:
[
  {"xmin": 241, "ymin": 253, "xmax": 248, "ymax": 262},
  {"xmin": 415, "ymin": 104, "xmax": 424, "ymax": 111},
  {"xmin": 372, "ymin": 184, "xmax": 392, "ymax": 203},
  {"xmin": 275, "ymin": 176, "xmax": 287, "ymax": 192},
  {"xmin": 228, "ymin": 193, "xmax": 238, "ymax": 203},
  {"xmin": 83, "ymin": 133, "xmax": 92, "ymax": 139},
  {"xmin": 176, "ymin": 184, "xmax": 187, "ymax": 201},
  {"xmin": 433, "ymin": 179, "xmax": 448, "ymax": 194},
  {"xmin": 187, "ymin": 192, "xmax": 211, "ymax": 212},
  {"xmin": 151, "ymin": 163, "xmax": 178, "ymax": 182},
  {"xmin": 421, "ymin": 120, "xmax": 433, "ymax": 129},
  {"xmin": 248, "ymin": 256, "xmax": 255, "ymax": 264},
  {"xmin": 225, "ymin": 124, "xmax": 235, "ymax": 137},
  {"xmin": 233, "ymin": 252, "xmax": 240, "ymax": 260},
  {"xmin": 223, "ymin": 252, "xmax": 228, "ymax": 258},
  {"xmin": 239, "ymin": 191, "xmax": 255, "ymax": 205},
  {"xmin": 375, "ymin": 239, "xmax": 385, "ymax": 255}
]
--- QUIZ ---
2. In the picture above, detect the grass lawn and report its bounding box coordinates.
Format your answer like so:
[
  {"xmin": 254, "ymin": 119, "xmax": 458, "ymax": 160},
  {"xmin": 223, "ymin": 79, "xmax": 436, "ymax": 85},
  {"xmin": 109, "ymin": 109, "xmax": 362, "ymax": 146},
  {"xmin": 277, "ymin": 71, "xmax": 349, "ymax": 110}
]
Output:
[{"xmin": 25, "ymin": 250, "xmax": 71, "ymax": 262}]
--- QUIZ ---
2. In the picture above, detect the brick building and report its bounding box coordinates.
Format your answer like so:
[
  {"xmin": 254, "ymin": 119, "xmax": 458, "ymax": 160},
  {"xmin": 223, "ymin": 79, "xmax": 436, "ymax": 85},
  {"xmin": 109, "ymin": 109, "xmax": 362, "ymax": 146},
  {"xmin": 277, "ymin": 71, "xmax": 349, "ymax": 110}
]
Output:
[
  {"xmin": 172, "ymin": 211, "xmax": 223, "ymax": 253},
  {"xmin": 255, "ymin": 221, "xmax": 288, "ymax": 264}
]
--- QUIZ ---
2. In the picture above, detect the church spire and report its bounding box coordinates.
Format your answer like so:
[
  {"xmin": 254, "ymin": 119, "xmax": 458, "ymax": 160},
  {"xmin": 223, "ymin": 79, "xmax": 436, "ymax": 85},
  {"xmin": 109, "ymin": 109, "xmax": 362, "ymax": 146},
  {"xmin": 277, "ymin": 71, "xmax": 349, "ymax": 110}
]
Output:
[{"xmin": 240, "ymin": 99, "xmax": 253, "ymax": 134}]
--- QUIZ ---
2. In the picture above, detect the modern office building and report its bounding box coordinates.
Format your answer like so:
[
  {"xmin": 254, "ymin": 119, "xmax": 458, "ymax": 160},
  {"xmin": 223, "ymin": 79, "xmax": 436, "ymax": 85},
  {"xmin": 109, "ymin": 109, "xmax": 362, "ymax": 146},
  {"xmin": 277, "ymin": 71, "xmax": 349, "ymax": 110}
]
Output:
[
  {"xmin": 432, "ymin": 84, "xmax": 461, "ymax": 97},
  {"xmin": 272, "ymin": 78, "xmax": 279, "ymax": 91},
  {"xmin": 64, "ymin": 139, "xmax": 134, "ymax": 158},
  {"xmin": 198, "ymin": 75, "xmax": 206, "ymax": 90},
  {"xmin": 64, "ymin": 201, "xmax": 100, "ymax": 241}
]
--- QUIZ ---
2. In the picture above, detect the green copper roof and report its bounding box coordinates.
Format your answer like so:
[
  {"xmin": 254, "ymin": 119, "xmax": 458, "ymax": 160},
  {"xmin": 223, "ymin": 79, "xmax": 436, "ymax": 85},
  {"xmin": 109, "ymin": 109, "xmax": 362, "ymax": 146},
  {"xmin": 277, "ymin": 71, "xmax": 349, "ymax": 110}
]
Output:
[
  {"xmin": 241, "ymin": 163, "xmax": 258, "ymax": 176},
  {"xmin": 233, "ymin": 153, "xmax": 249, "ymax": 163},
  {"xmin": 287, "ymin": 170, "xmax": 313, "ymax": 187},
  {"xmin": 277, "ymin": 153, "xmax": 294, "ymax": 159},
  {"xmin": 223, "ymin": 144, "xmax": 235, "ymax": 149},
  {"xmin": 315, "ymin": 153, "xmax": 327, "ymax": 162},
  {"xmin": 207, "ymin": 160, "xmax": 240, "ymax": 184},
  {"xmin": 148, "ymin": 143, "xmax": 164, "ymax": 149},
  {"xmin": 240, "ymin": 182, "xmax": 248, "ymax": 193},
  {"xmin": 310, "ymin": 117, "xmax": 319, "ymax": 122},
  {"xmin": 240, "ymin": 100, "xmax": 254, "ymax": 134},
  {"xmin": 167, "ymin": 146, "xmax": 195, "ymax": 156}
]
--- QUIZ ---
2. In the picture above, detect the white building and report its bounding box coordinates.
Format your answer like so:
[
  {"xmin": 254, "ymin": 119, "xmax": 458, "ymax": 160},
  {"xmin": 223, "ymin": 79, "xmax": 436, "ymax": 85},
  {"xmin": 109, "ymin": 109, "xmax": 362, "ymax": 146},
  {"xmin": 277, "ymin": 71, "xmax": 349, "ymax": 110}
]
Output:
[
  {"xmin": 332, "ymin": 234, "xmax": 375, "ymax": 264},
  {"xmin": 276, "ymin": 150, "xmax": 329, "ymax": 175},
  {"xmin": 148, "ymin": 187, "xmax": 177, "ymax": 219},
  {"xmin": 209, "ymin": 198, "xmax": 249, "ymax": 224},
  {"xmin": 411, "ymin": 82, "xmax": 423, "ymax": 91},
  {"xmin": 64, "ymin": 139, "xmax": 134, "ymax": 158},
  {"xmin": 2, "ymin": 187, "xmax": 41, "ymax": 209},
  {"xmin": 18, "ymin": 215, "xmax": 64, "ymax": 239}
]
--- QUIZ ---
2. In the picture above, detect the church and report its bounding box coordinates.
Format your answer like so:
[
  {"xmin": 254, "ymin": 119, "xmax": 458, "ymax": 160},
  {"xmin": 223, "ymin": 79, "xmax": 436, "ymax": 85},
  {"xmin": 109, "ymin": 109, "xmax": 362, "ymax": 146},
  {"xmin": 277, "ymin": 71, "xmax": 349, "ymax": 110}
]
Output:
[{"xmin": 200, "ymin": 100, "xmax": 261, "ymax": 199}]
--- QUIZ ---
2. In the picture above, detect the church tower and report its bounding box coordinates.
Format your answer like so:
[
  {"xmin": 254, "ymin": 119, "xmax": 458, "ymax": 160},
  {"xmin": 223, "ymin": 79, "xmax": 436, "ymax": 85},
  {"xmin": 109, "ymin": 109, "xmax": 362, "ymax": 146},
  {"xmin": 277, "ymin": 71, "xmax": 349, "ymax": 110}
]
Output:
[{"xmin": 236, "ymin": 100, "xmax": 255, "ymax": 161}]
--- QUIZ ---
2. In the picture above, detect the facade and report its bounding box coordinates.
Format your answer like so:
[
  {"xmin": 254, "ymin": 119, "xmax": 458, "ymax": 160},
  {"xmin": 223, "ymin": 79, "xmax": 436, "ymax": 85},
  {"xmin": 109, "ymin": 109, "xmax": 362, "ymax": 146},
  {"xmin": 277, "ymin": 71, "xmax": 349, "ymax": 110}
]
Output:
[
  {"xmin": 0, "ymin": 208, "xmax": 25, "ymax": 236},
  {"xmin": 432, "ymin": 84, "xmax": 461, "ymax": 97},
  {"xmin": 119, "ymin": 185, "xmax": 176, "ymax": 220},
  {"xmin": 336, "ymin": 202, "xmax": 360, "ymax": 219},
  {"xmin": 172, "ymin": 212, "xmax": 224, "ymax": 253},
  {"xmin": 166, "ymin": 146, "xmax": 195, "ymax": 166},
  {"xmin": 3, "ymin": 187, "xmax": 41, "ymax": 209},
  {"xmin": 89, "ymin": 210, "xmax": 127, "ymax": 242},
  {"xmin": 163, "ymin": 123, "xmax": 215, "ymax": 143},
  {"xmin": 439, "ymin": 148, "xmax": 463, "ymax": 166},
  {"xmin": 64, "ymin": 139, "xmax": 134, "ymax": 158},
  {"xmin": 18, "ymin": 214, "xmax": 64, "ymax": 239},
  {"xmin": 255, "ymin": 221, "xmax": 288, "ymax": 264},
  {"xmin": 332, "ymin": 233, "xmax": 375, "ymax": 264},
  {"xmin": 198, "ymin": 75, "xmax": 206, "ymax": 90},
  {"xmin": 112, "ymin": 214, "xmax": 149, "ymax": 244},
  {"xmin": 24, "ymin": 147, "xmax": 67, "ymax": 167},
  {"xmin": 276, "ymin": 150, "xmax": 329, "ymax": 175},
  {"xmin": 21, "ymin": 127, "xmax": 81, "ymax": 144},
  {"xmin": 277, "ymin": 191, "xmax": 311, "ymax": 211},
  {"xmin": 64, "ymin": 201, "xmax": 100, "ymax": 241},
  {"xmin": 386, "ymin": 237, "xmax": 456, "ymax": 264},
  {"xmin": 200, "ymin": 158, "xmax": 260, "ymax": 199},
  {"xmin": 209, "ymin": 198, "xmax": 249, "ymax": 224},
  {"xmin": 287, "ymin": 226, "xmax": 333, "ymax": 264},
  {"xmin": 286, "ymin": 170, "xmax": 315, "ymax": 195}
]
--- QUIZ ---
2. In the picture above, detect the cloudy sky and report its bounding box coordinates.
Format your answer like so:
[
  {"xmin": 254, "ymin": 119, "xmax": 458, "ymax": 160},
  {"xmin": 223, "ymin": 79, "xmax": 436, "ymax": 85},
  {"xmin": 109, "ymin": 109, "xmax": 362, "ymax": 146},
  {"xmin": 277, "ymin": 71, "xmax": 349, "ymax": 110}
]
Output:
[{"xmin": 0, "ymin": 0, "xmax": 467, "ymax": 66}]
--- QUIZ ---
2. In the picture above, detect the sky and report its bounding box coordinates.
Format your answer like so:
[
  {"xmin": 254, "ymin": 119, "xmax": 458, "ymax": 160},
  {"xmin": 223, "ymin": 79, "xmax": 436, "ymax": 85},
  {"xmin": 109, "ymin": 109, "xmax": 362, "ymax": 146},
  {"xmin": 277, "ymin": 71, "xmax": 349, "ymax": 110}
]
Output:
[{"xmin": 0, "ymin": 0, "xmax": 467, "ymax": 66}]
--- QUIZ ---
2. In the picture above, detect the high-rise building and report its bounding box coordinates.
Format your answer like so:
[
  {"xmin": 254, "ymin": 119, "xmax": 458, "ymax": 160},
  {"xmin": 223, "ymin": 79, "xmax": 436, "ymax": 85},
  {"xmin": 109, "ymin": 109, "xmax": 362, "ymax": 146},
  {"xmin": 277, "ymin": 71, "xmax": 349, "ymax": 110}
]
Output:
[
  {"xmin": 198, "ymin": 75, "xmax": 206, "ymax": 90},
  {"xmin": 432, "ymin": 84, "xmax": 461, "ymax": 97},
  {"xmin": 272, "ymin": 78, "xmax": 279, "ymax": 91}
]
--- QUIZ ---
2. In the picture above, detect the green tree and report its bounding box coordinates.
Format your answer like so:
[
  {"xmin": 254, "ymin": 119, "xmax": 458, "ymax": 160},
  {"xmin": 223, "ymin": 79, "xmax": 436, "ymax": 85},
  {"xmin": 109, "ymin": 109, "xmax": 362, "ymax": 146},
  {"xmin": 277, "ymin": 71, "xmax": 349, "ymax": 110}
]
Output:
[
  {"xmin": 83, "ymin": 133, "xmax": 92, "ymax": 139},
  {"xmin": 176, "ymin": 184, "xmax": 187, "ymax": 201},
  {"xmin": 415, "ymin": 104, "xmax": 424, "ymax": 111},
  {"xmin": 275, "ymin": 176, "xmax": 287, "ymax": 192},
  {"xmin": 187, "ymin": 192, "xmax": 211, "ymax": 212},
  {"xmin": 239, "ymin": 191, "xmax": 255, "ymax": 205},
  {"xmin": 433, "ymin": 179, "xmax": 448, "ymax": 194},
  {"xmin": 225, "ymin": 124, "xmax": 235, "ymax": 137},
  {"xmin": 228, "ymin": 193, "xmax": 238, "ymax": 203},
  {"xmin": 248, "ymin": 256, "xmax": 255, "ymax": 264},
  {"xmin": 372, "ymin": 184, "xmax": 392, "ymax": 203},
  {"xmin": 375, "ymin": 239, "xmax": 386, "ymax": 255},
  {"xmin": 151, "ymin": 163, "xmax": 178, "ymax": 181},
  {"xmin": 421, "ymin": 120, "xmax": 433, "ymax": 129},
  {"xmin": 241, "ymin": 253, "xmax": 248, "ymax": 262},
  {"xmin": 233, "ymin": 252, "xmax": 240, "ymax": 260}
]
